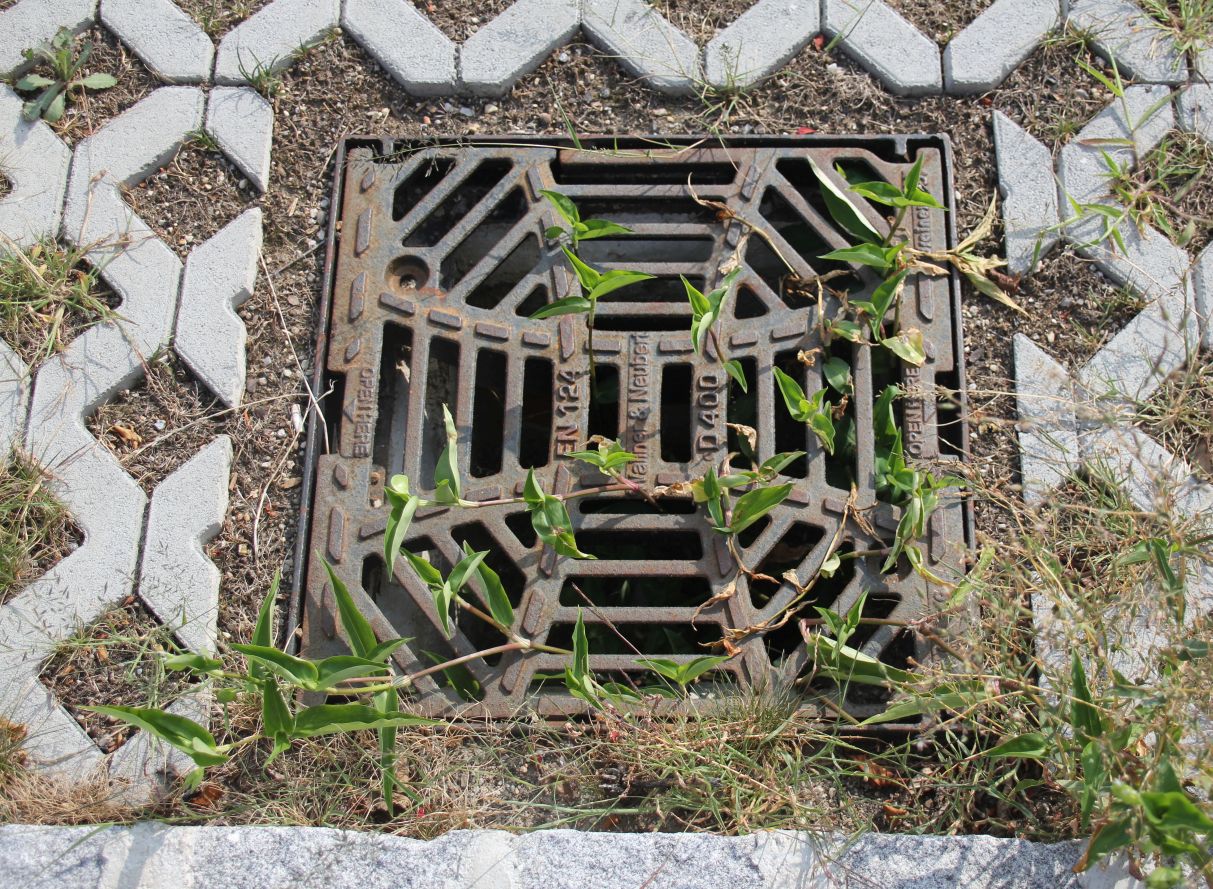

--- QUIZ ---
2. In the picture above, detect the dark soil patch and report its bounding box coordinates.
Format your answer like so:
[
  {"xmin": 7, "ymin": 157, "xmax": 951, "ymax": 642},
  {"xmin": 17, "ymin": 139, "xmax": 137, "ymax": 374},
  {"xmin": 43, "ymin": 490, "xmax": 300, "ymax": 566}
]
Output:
[
  {"xmin": 87, "ymin": 355, "xmax": 236, "ymax": 494},
  {"xmin": 24, "ymin": 27, "xmax": 159, "ymax": 147},
  {"xmin": 1136, "ymin": 351, "xmax": 1213, "ymax": 480},
  {"xmin": 0, "ymin": 453, "xmax": 80, "ymax": 606},
  {"xmin": 0, "ymin": 171, "xmax": 11, "ymax": 200},
  {"xmin": 885, "ymin": 0, "xmax": 995, "ymax": 44},
  {"xmin": 121, "ymin": 142, "xmax": 258, "ymax": 258},
  {"xmin": 41, "ymin": 597, "xmax": 194, "ymax": 753},
  {"xmin": 653, "ymin": 0, "xmax": 760, "ymax": 44},
  {"xmin": 175, "ymin": 0, "xmax": 272, "ymax": 38},
  {"xmin": 1114, "ymin": 131, "xmax": 1213, "ymax": 255},
  {"xmin": 410, "ymin": 0, "xmax": 515, "ymax": 42}
]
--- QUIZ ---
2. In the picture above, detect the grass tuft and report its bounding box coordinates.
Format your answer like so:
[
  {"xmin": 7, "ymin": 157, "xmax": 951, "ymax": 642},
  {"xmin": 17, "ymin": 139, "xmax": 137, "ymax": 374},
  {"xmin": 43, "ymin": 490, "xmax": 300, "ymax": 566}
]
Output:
[{"xmin": 0, "ymin": 452, "xmax": 77, "ymax": 606}]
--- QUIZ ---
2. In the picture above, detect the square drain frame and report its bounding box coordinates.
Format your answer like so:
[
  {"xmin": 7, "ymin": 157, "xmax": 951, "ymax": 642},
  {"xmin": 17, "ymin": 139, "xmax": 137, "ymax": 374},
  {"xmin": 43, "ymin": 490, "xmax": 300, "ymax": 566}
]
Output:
[{"xmin": 294, "ymin": 135, "xmax": 974, "ymax": 722}]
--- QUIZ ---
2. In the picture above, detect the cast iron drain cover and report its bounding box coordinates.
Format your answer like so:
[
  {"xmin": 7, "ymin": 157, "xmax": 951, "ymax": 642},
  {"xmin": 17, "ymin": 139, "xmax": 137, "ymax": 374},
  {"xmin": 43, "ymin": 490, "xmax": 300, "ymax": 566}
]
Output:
[{"xmin": 299, "ymin": 136, "xmax": 972, "ymax": 721}]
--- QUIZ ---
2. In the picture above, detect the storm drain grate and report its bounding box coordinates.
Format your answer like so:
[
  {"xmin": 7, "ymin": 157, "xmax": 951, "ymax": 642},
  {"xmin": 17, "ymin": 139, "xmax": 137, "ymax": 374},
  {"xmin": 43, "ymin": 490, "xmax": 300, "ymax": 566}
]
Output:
[{"xmin": 299, "ymin": 136, "xmax": 972, "ymax": 721}]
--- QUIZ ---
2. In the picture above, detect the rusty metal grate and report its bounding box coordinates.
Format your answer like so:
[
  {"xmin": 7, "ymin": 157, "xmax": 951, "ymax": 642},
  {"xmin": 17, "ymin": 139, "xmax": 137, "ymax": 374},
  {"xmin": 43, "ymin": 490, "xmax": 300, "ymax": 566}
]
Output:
[{"xmin": 298, "ymin": 136, "xmax": 972, "ymax": 721}]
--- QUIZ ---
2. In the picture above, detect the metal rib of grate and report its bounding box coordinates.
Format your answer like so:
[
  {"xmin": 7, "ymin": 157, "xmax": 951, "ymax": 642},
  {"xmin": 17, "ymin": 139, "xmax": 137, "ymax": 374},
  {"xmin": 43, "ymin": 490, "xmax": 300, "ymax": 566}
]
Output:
[{"xmin": 299, "ymin": 137, "xmax": 972, "ymax": 721}]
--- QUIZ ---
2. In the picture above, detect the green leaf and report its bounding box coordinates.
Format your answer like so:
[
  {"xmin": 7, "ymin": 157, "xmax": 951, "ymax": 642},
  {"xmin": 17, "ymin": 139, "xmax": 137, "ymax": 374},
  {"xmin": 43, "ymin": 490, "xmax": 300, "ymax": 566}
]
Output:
[
  {"xmin": 523, "ymin": 468, "xmax": 545, "ymax": 507},
  {"xmin": 162, "ymin": 653, "xmax": 225, "ymax": 675},
  {"xmin": 986, "ymin": 732, "xmax": 1048, "ymax": 760},
  {"xmin": 1070, "ymin": 652, "xmax": 1104, "ymax": 745},
  {"xmin": 773, "ymin": 366, "xmax": 809, "ymax": 422},
  {"xmin": 882, "ymin": 329, "xmax": 926, "ymax": 366},
  {"xmin": 1140, "ymin": 791, "xmax": 1213, "ymax": 832},
  {"xmin": 314, "ymin": 655, "xmax": 391, "ymax": 687},
  {"xmin": 252, "ymin": 569, "xmax": 279, "ymax": 651},
  {"xmin": 903, "ymin": 154, "xmax": 924, "ymax": 195},
  {"xmin": 807, "ymin": 635, "xmax": 914, "ymax": 686},
  {"xmin": 291, "ymin": 704, "xmax": 438, "ymax": 738},
  {"xmin": 723, "ymin": 359, "xmax": 748, "ymax": 393},
  {"xmin": 867, "ymin": 270, "xmax": 909, "ymax": 330},
  {"xmin": 571, "ymin": 608, "xmax": 589, "ymax": 679},
  {"xmin": 809, "ymin": 407, "xmax": 836, "ymax": 455},
  {"xmin": 823, "ymin": 357, "xmax": 853, "ymax": 395},
  {"xmin": 14, "ymin": 74, "xmax": 55, "ymax": 90},
  {"xmin": 676, "ymin": 655, "xmax": 730, "ymax": 684},
  {"xmin": 728, "ymin": 483, "xmax": 794, "ymax": 535},
  {"xmin": 808, "ymin": 157, "xmax": 881, "ymax": 243},
  {"xmin": 682, "ymin": 275, "xmax": 711, "ymax": 318},
  {"xmin": 849, "ymin": 179, "xmax": 906, "ymax": 206},
  {"xmin": 530, "ymin": 494, "xmax": 594, "ymax": 560},
  {"xmin": 828, "ymin": 319, "xmax": 865, "ymax": 343},
  {"xmin": 529, "ymin": 295, "xmax": 592, "ymax": 319},
  {"xmin": 701, "ymin": 467, "xmax": 726, "ymax": 530},
  {"xmin": 758, "ymin": 451, "xmax": 805, "ymax": 478},
  {"xmin": 461, "ymin": 541, "xmax": 514, "ymax": 630},
  {"xmin": 561, "ymin": 244, "xmax": 602, "ymax": 292},
  {"xmin": 366, "ymin": 637, "xmax": 410, "ymax": 663},
  {"xmin": 384, "ymin": 476, "xmax": 420, "ymax": 569},
  {"xmin": 231, "ymin": 644, "xmax": 320, "ymax": 686},
  {"xmin": 401, "ymin": 548, "xmax": 444, "ymax": 589},
  {"xmin": 447, "ymin": 549, "xmax": 488, "ymax": 596},
  {"xmin": 587, "ymin": 268, "xmax": 655, "ymax": 301},
  {"xmin": 84, "ymin": 706, "xmax": 228, "ymax": 767},
  {"xmin": 78, "ymin": 72, "xmax": 117, "ymax": 90},
  {"xmin": 873, "ymin": 385, "xmax": 900, "ymax": 452},
  {"xmin": 578, "ymin": 219, "xmax": 633, "ymax": 240},
  {"xmin": 540, "ymin": 189, "xmax": 580, "ymax": 228},
  {"xmin": 324, "ymin": 559, "xmax": 377, "ymax": 658},
  {"xmin": 432, "ymin": 404, "xmax": 461, "ymax": 504},
  {"xmin": 1078, "ymin": 817, "xmax": 1133, "ymax": 870},
  {"xmin": 45, "ymin": 90, "xmax": 66, "ymax": 123},
  {"xmin": 260, "ymin": 678, "xmax": 293, "ymax": 763},
  {"xmin": 819, "ymin": 242, "xmax": 898, "ymax": 270},
  {"xmin": 545, "ymin": 225, "xmax": 567, "ymax": 241}
]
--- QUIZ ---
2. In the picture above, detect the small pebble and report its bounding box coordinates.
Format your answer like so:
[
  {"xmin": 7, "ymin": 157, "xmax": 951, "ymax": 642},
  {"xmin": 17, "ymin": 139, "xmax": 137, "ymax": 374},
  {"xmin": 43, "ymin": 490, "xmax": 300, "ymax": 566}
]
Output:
[
  {"xmin": 558, "ymin": 51, "xmax": 571, "ymax": 63},
  {"xmin": 153, "ymin": 419, "xmax": 166, "ymax": 432},
  {"xmin": 459, "ymin": 106, "xmax": 474, "ymax": 117},
  {"xmin": 484, "ymin": 103, "xmax": 499, "ymax": 114}
]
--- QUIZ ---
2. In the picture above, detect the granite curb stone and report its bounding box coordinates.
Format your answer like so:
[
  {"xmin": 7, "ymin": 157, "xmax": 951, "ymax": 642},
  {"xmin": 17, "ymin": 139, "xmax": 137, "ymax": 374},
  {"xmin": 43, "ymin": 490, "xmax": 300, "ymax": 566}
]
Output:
[
  {"xmin": 704, "ymin": 0, "xmax": 821, "ymax": 91},
  {"xmin": 0, "ymin": 824, "xmax": 1141, "ymax": 889},
  {"xmin": 342, "ymin": 0, "xmax": 458, "ymax": 96},
  {"xmin": 100, "ymin": 0, "xmax": 214, "ymax": 84},
  {"xmin": 822, "ymin": 0, "xmax": 942, "ymax": 96},
  {"xmin": 944, "ymin": 0, "xmax": 1061, "ymax": 94},
  {"xmin": 461, "ymin": 0, "xmax": 580, "ymax": 97}
]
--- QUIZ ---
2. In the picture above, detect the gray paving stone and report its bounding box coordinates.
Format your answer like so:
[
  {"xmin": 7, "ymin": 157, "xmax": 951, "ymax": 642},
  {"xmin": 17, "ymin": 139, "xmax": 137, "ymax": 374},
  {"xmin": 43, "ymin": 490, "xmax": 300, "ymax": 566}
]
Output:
[
  {"xmin": 1066, "ymin": 0, "xmax": 1187, "ymax": 84},
  {"xmin": 992, "ymin": 111, "xmax": 1061, "ymax": 275},
  {"xmin": 100, "ymin": 0, "xmax": 214, "ymax": 84},
  {"xmin": 0, "ymin": 824, "xmax": 1142, "ymax": 889},
  {"xmin": 0, "ymin": 342, "xmax": 28, "ymax": 456},
  {"xmin": 205, "ymin": 87, "xmax": 273, "ymax": 192},
  {"xmin": 1014, "ymin": 334, "xmax": 1080, "ymax": 504},
  {"xmin": 1194, "ymin": 242, "xmax": 1213, "ymax": 352},
  {"xmin": 215, "ymin": 0, "xmax": 339, "ymax": 86},
  {"xmin": 1177, "ymin": 83, "xmax": 1213, "ymax": 143},
  {"xmin": 822, "ymin": 0, "xmax": 942, "ymax": 96},
  {"xmin": 138, "ymin": 435, "xmax": 232, "ymax": 655},
  {"xmin": 0, "ymin": 0, "xmax": 96, "ymax": 78},
  {"xmin": 704, "ymin": 0, "xmax": 820, "ymax": 91},
  {"xmin": 343, "ymin": 0, "xmax": 457, "ymax": 96},
  {"xmin": 176, "ymin": 208, "xmax": 263, "ymax": 408},
  {"xmin": 583, "ymin": 0, "xmax": 702, "ymax": 94},
  {"xmin": 944, "ymin": 0, "xmax": 1060, "ymax": 94},
  {"xmin": 0, "ymin": 85, "xmax": 72, "ymax": 248},
  {"xmin": 461, "ymin": 0, "xmax": 579, "ymax": 97}
]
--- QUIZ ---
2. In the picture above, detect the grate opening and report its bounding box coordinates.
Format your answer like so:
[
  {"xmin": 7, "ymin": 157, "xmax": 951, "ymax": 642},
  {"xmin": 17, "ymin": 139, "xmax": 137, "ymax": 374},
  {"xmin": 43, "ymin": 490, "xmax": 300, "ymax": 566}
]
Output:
[
  {"xmin": 393, "ymin": 156, "xmax": 456, "ymax": 220},
  {"xmin": 660, "ymin": 364, "xmax": 693, "ymax": 463},
  {"xmin": 404, "ymin": 159, "xmax": 512, "ymax": 247},
  {"xmin": 303, "ymin": 137, "xmax": 968, "ymax": 720},
  {"xmin": 777, "ymin": 156, "xmax": 891, "ymax": 224},
  {"xmin": 471, "ymin": 349, "xmax": 507, "ymax": 477},
  {"xmin": 420, "ymin": 338, "xmax": 460, "ymax": 491}
]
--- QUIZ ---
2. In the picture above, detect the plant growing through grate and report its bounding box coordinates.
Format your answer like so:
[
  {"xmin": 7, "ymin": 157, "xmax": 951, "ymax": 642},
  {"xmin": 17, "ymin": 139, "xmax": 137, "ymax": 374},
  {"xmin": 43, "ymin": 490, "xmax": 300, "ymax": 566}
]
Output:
[{"xmin": 298, "ymin": 137, "xmax": 975, "ymax": 723}]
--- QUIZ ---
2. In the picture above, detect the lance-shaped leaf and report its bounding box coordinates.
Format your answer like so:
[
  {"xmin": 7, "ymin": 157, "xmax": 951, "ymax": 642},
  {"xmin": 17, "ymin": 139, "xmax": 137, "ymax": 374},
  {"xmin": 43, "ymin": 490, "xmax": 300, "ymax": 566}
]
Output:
[
  {"xmin": 819, "ymin": 242, "xmax": 902, "ymax": 271},
  {"xmin": 540, "ymin": 189, "xmax": 580, "ymax": 228},
  {"xmin": 723, "ymin": 359, "xmax": 749, "ymax": 394},
  {"xmin": 163, "ymin": 653, "xmax": 225, "ymax": 676},
  {"xmin": 728, "ymin": 483, "xmax": 794, "ymax": 535},
  {"xmin": 882, "ymin": 328, "xmax": 926, "ymax": 366},
  {"xmin": 324, "ymin": 559, "xmax": 377, "ymax": 658},
  {"xmin": 384, "ymin": 474, "xmax": 420, "ymax": 569},
  {"xmin": 565, "ymin": 437, "xmax": 637, "ymax": 475},
  {"xmin": 578, "ymin": 219, "xmax": 634, "ymax": 240},
  {"xmin": 529, "ymin": 295, "xmax": 592, "ymax": 319},
  {"xmin": 823, "ymin": 357, "xmax": 853, "ymax": 395},
  {"xmin": 85, "ymin": 706, "xmax": 229, "ymax": 767},
  {"xmin": 587, "ymin": 268, "xmax": 656, "ymax": 301},
  {"xmin": 808, "ymin": 157, "xmax": 881, "ymax": 243},
  {"xmin": 432, "ymin": 404, "xmax": 461, "ymax": 504},
  {"xmin": 231, "ymin": 644, "xmax": 320, "ymax": 687},
  {"xmin": 461, "ymin": 540, "xmax": 514, "ymax": 629},
  {"xmin": 291, "ymin": 704, "xmax": 438, "ymax": 738},
  {"xmin": 261, "ymin": 678, "xmax": 293, "ymax": 763}
]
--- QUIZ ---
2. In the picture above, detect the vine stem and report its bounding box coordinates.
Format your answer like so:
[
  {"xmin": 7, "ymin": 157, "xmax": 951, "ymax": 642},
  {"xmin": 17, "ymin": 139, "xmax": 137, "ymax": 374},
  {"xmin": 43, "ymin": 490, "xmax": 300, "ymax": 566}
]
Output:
[{"xmin": 457, "ymin": 483, "xmax": 631, "ymax": 509}]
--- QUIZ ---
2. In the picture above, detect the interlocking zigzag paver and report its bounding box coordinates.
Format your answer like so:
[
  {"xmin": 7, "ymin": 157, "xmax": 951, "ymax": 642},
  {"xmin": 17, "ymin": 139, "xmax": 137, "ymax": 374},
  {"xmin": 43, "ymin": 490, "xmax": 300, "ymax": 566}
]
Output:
[
  {"xmin": 461, "ymin": 0, "xmax": 579, "ymax": 97},
  {"xmin": 342, "ymin": 0, "xmax": 457, "ymax": 96},
  {"xmin": 822, "ymin": 0, "xmax": 942, "ymax": 96},
  {"xmin": 215, "ymin": 0, "xmax": 340, "ymax": 86},
  {"xmin": 100, "ymin": 0, "xmax": 214, "ymax": 84},
  {"xmin": 205, "ymin": 87, "xmax": 274, "ymax": 192},
  {"xmin": 703, "ymin": 0, "xmax": 819, "ymax": 91},
  {"xmin": 1178, "ymin": 83, "xmax": 1213, "ymax": 143},
  {"xmin": 1192, "ymin": 242, "xmax": 1212, "ymax": 351},
  {"xmin": 176, "ymin": 208, "xmax": 263, "ymax": 408},
  {"xmin": 0, "ymin": 85, "xmax": 72, "ymax": 248},
  {"xmin": 0, "ymin": 343, "xmax": 28, "ymax": 456},
  {"xmin": 992, "ymin": 111, "xmax": 1061, "ymax": 275},
  {"xmin": 1013, "ymin": 334, "xmax": 1081, "ymax": 505},
  {"xmin": 1066, "ymin": 0, "xmax": 1187, "ymax": 84},
  {"xmin": 583, "ymin": 0, "xmax": 702, "ymax": 94},
  {"xmin": 943, "ymin": 0, "xmax": 1060, "ymax": 94},
  {"xmin": 0, "ymin": 0, "xmax": 96, "ymax": 79},
  {"xmin": 138, "ymin": 436, "xmax": 233, "ymax": 656}
]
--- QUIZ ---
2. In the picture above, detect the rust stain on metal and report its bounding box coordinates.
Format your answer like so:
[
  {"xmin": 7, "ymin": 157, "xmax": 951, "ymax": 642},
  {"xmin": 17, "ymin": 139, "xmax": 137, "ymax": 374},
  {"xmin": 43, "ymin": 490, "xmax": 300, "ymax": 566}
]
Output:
[{"xmin": 300, "ymin": 136, "xmax": 972, "ymax": 721}]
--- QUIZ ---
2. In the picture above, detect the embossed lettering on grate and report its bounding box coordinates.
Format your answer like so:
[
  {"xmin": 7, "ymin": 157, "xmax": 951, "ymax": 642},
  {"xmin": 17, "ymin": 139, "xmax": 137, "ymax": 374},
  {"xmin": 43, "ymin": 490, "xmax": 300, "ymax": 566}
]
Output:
[{"xmin": 301, "ymin": 137, "xmax": 972, "ymax": 722}]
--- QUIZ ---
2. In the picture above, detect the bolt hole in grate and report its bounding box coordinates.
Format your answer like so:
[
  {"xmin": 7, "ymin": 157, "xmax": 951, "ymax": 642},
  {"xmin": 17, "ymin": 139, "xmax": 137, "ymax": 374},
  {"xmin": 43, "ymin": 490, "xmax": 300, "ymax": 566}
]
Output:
[{"xmin": 299, "ymin": 137, "xmax": 973, "ymax": 723}]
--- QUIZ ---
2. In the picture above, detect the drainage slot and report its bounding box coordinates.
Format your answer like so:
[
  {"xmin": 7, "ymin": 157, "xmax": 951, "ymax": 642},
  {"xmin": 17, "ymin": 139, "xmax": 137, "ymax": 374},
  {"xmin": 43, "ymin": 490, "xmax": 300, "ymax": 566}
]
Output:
[
  {"xmin": 762, "ymin": 542, "xmax": 858, "ymax": 661},
  {"xmin": 440, "ymin": 187, "xmax": 528, "ymax": 289},
  {"xmin": 374, "ymin": 323, "xmax": 413, "ymax": 476},
  {"xmin": 594, "ymin": 314, "xmax": 694, "ymax": 332},
  {"xmin": 471, "ymin": 349, "xmax": 507, "ymax": 478},
  {"xmin": 420, "ymin": 338, "xmax": 460, "ymax": 489},
  {"xmin": 516, "ymin": 284, "xmax": 549, "ymax": 317},
  {"xmin": 748, "ymin": 522, "xmax": 828, "ymax": 607},
  {"xmin": 660, "ymin": 364, "xmax": 693, "ymax": 463},
  {"xmin": 560, "ymin": 575, "xmax": 713, "ymax": 608},
  {"xmin": 547, "ymin": 621, "xmax": 721, "ymax": 655},
  {"xmin": 392, "ymin": 156, "xmax": 455, "ymax": 221},
  {"xmin": 451, "ymin": 522, "xmax": 525, "ymax": 610},
  {"xmin": 733, "ymin": 285, "xmax": 767, "ymax": 319},
  {"xmin": 773, "ymin": 350, "xmax": 809, "ymax": 478},
  {"xmin": 727, "ymin": 357, "xmax": 757, "ymax": 470},
  {"xmin": 404, "ymin": 159, "xmax": 512, "ymax": 248},
  {"xmin": 588, "ymin": 364, "xmax": 619, "ymax": 440},
  {"xmin": 598, "ymin": 276, "xmax": 701, "ymax": 303},
  {"xmin": 579, "ymin": 237, "xmax": 714, "ymax": 265},
  {"xmin": 552, "ymin": 160, "xmax": 737, "ymax": 185},
  {"xmin": 574, "ymin": 529, "xmax": 702, "ymax": 560},
  {"xmin": 519, "ymin": 358, "xmax": 553, "ymax": 468},
  {"xmin": 574, "ymin": 197, "xmax": 718, "ymax": 225},
  {"xmin": 826, "ymin": 339, "xmax": 858, "ymax": 491},
  {"xmin": 466, "ymin": 234, "xmax": 539, "ymax": 309},
  {"xmin": 578, "ymin": 497, "xmax": 696, "ymax": 515}
]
